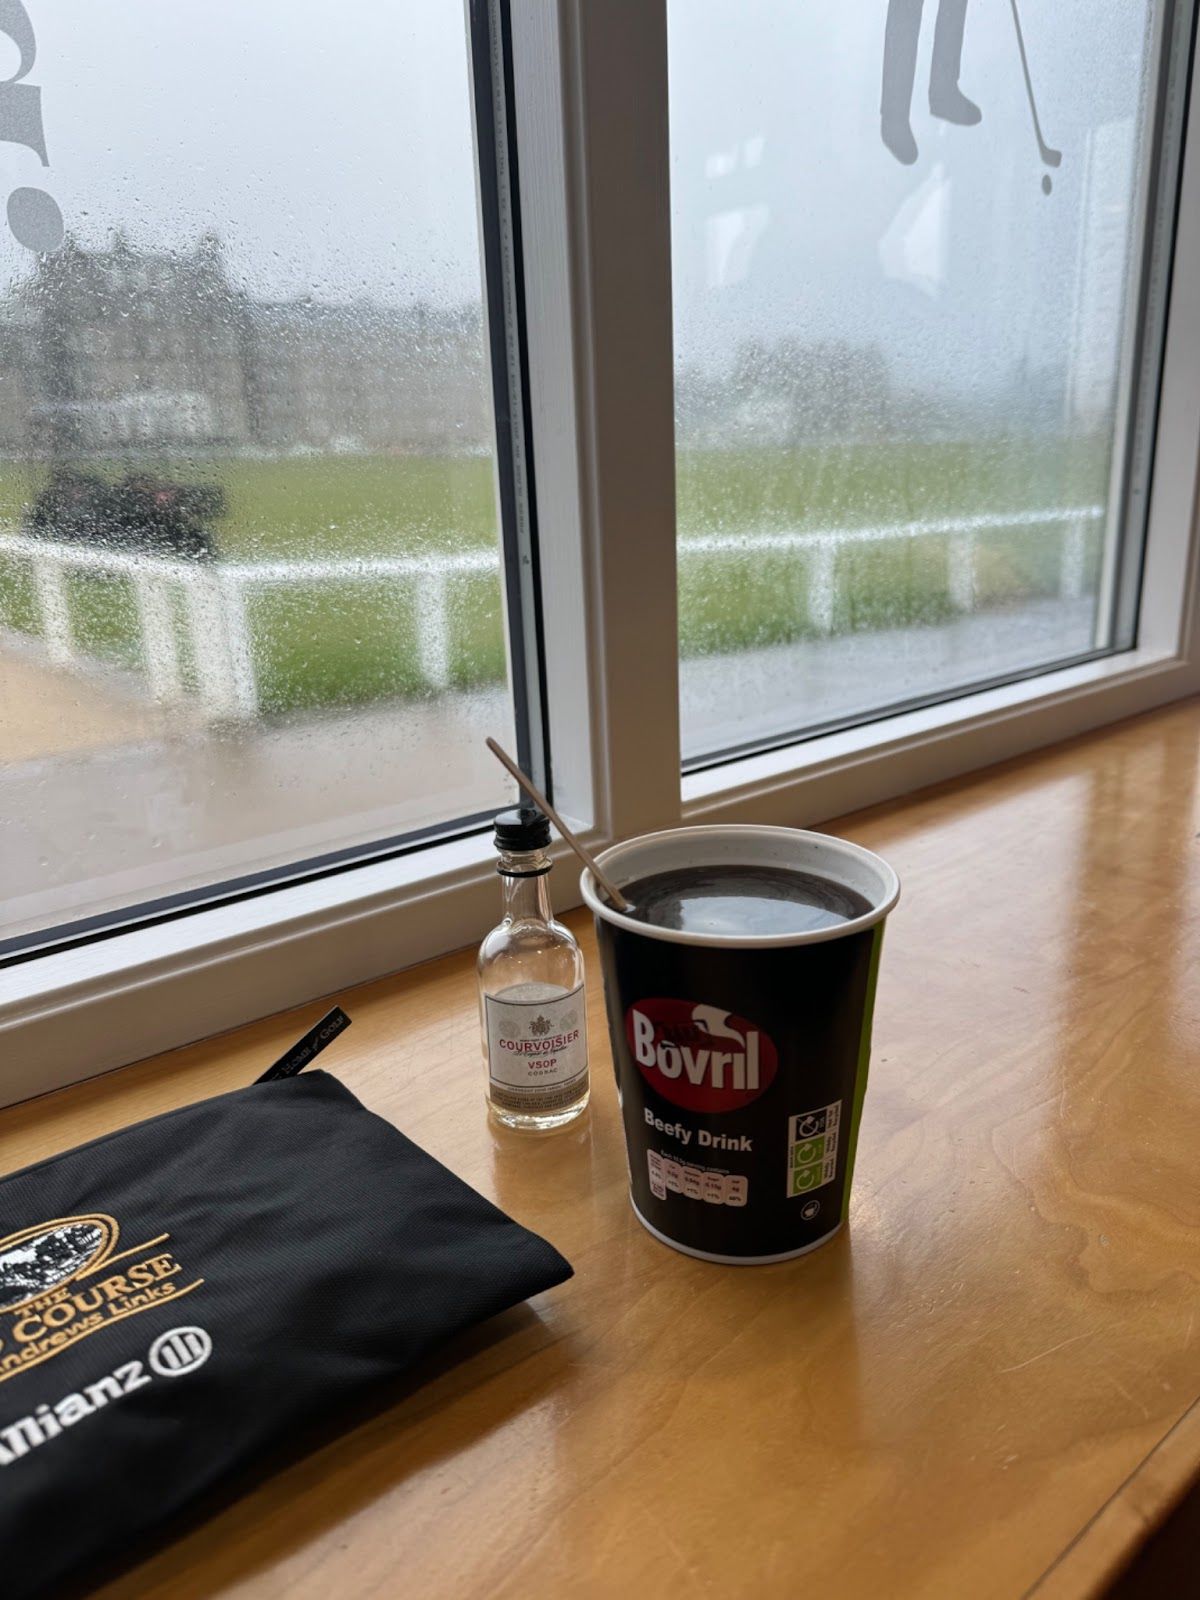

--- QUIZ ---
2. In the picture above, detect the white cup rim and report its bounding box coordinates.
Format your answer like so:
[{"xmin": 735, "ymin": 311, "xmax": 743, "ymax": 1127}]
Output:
[{"xmin": 580, "ymin": 823, "xmax": 900, "ymax": 948}]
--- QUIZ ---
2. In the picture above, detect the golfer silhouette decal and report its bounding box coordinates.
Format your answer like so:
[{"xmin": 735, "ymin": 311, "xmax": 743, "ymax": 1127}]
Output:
[{"xmin": 881, "ymin": 0, "xmax": 1061, "ymax": 189}]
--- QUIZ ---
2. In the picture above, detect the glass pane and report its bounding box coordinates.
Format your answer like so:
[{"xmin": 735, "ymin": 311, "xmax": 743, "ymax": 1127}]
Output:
[
  {"xmin": 670, "ymin": 0, "xmax": 1171, "ymax": 763},
  {"xmin": 0, "ymin": 1, "xmax": 517, "ymax": 948}
]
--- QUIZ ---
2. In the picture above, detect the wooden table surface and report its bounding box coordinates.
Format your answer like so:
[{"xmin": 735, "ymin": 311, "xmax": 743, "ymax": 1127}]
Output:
[{"xmin": 4, "ymin": 701, "xmax": 1200, "ymax": 1599}]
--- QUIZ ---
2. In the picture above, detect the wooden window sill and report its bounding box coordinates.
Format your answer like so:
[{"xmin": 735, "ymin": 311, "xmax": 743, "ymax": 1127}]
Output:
[{"xmin": 4, "ymin": 698, "xmax": 1200, "ymax": 1599}]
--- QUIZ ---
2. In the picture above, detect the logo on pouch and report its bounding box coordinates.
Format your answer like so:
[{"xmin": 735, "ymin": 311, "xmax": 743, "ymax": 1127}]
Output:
[
  {"xmin": 626, "ymin": 1000, "xmax": 778, "ymax": 1113},
  {"xmin": 148, "ymin": 1325, "xmax": 212, "ymax": 1377},
  {"xmin": 0, "ymin": 1325, "xmax": 214, "ymax": 1469},
  {"xmin": 0, "ymin": 1217, "xmax": 115, "ymax": 1313},
  {"xmin": 0, "ymin": 1214, "xmax": 204, "ymax": 1386}
]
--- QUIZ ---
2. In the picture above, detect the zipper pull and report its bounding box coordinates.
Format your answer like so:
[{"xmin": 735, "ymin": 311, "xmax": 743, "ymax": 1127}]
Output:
[{"xmin": 255, "ymin": 1006, "xmax": 351, "ymax": 1083}]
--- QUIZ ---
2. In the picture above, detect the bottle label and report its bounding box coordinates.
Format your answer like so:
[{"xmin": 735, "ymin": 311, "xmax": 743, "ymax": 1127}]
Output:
[{"xmin": 485, "ymin": 982, "xmax": 588, "ymax": 1100}]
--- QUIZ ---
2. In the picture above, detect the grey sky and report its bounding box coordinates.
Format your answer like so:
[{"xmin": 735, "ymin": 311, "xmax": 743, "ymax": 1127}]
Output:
[
  {"xmin": 0, "ymin": 2, "xmax": 484, "ymax": 305},
  {"xmin": 669, "ymin": 0, "xmax": 1155, "ymax": 398},
  {"xmin": 0, "ymin": 0, "xmax": 1160, "ymax": 403}
]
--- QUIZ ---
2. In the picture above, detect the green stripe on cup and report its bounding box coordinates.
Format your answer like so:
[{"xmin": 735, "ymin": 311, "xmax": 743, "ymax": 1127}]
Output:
[{"xmin": 840, "ymin": 923, "xmax": 885, "ymax": 1224}]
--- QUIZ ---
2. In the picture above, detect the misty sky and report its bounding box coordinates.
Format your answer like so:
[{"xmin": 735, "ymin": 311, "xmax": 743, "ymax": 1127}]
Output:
[
  {"xmin": 0, "ymin": 2, "xmax": 486, "ymax": 305},
  {"xmin": 0, "ymin": 0, "xmax": 1162, "ymax": 405},
  {"xmin": 669, "ymin": 0, "xmax": 1156, "ymax": 401}
]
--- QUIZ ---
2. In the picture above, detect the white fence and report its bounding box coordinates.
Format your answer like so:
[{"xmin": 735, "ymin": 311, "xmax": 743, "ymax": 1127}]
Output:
[{"xmin": 0, "ymin": 504, "xmax": 1104, "ymax": 721}]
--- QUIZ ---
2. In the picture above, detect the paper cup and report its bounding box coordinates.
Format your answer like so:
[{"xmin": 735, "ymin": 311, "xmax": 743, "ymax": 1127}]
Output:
[{"xmin": 582, "ymin": 825, "xmax": 900, "ymax": 1264}]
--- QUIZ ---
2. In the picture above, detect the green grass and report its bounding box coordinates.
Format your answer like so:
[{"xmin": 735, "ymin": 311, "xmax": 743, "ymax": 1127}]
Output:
[
  {"xmin": 0, "ymin": 551, "xmax": 38, "ymax": 633},
  {"xmin": 0, "ymin": 437, "xmax": 1112, "ymax": 713},
  {"xmin": 680, "ymin": 548, "xmax": 822, "ymax": 654},
  {"xmin": 0, "ymin": 454, "xmax": 501, "ymax": 558},
  {"xmin": 675, "ymin": 436, "xmax": 1108, "ymax": 536},
  {"xmin": 447, "ymin": 570, "xmax": 509, "ymax": 689},
  {"xmin": 251, "ymin": 581, "xmax": 426, "ymax": 714},
  {"xmin": 213, "ymin": 455, "xmax": 500, "ymax": 559},
  {"xmin": 66, "ymin": 573, "xmax": 143, "ymax": 670},
  {"xmin": 674, "ymin": 435, "xmax": 1108, "ymax": 655},
  {"xmin": 834, "ymin": 533, "xmax": 956, "ymax": 633}
]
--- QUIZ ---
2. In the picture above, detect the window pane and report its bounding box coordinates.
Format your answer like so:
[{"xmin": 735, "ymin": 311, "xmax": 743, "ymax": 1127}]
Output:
[
  {"xmin": 670, "ymin": 0, "xmax": 1172, "ymax": 763},
  {"xmin": 0, "ymin": 2, "xmax": 518, "ymax": 948}
]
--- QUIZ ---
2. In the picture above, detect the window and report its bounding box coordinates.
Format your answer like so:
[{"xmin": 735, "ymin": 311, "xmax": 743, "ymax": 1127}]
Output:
[
  {"xmin": 0, "ymin": 1, "xmax": 528, "ymax": 952},
  {"xmin": 3, "ymin": 0, "xmax": 1199, "ymax": 1099},
  {"xmin": 669, "ymin": 0, "xmax": 1189, "ymax": 764}
]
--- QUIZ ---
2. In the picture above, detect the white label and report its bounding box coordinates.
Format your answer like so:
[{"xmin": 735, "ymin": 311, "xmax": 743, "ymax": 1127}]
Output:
[
  {"xmin": 485, "ymin": 982, "xmax": 588, "ymax": 1096},
  {"xmin": 648, "ymin": 1151, "xmax": 750, "ymax": 1208},
  {"xmin": 787, "ymin": 1100, "xmax": 842, "ymax": 1199}
]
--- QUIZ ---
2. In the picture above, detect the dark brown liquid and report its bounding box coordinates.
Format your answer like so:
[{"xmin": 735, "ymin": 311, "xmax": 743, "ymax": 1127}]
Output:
[{"xmin": 623, "ymin": 863, "xmax": 872, "ymax": 937}]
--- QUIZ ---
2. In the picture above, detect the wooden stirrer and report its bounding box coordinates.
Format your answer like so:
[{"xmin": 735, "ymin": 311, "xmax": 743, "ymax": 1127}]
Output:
[{"xmin": 485, "ymin": 737, "xmax": 631, "ymax": 913}]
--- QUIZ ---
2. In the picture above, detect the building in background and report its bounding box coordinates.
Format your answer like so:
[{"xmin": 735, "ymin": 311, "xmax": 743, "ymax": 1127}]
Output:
[{"xmin": 0, "ymin": 233, "xmax": 491, "ymax": 459}]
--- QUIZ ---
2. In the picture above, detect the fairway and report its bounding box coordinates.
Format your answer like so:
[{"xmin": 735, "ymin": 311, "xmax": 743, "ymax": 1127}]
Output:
[{"xmin": 0, "ymin": 437, "xmax": 1111, "ymax": 716}]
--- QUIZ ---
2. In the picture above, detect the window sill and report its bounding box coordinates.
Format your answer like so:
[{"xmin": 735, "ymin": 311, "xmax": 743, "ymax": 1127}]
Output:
[
  {"xmin": 4, "ymin": 645, "xmax": 1197, "ymax": 1110},
  {"xmin": 683, "ymin": 645, "xmax": 1200, "ymax": 826},
  {"xmin": 0, "ymin": 828, "xmax": 598, "ymax": 1109}
]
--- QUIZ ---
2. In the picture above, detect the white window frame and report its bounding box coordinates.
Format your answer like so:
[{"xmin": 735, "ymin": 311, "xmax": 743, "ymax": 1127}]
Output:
[{"xmin": 2, "ymin": 0, "xmax": 1198, "ymax": 1106}]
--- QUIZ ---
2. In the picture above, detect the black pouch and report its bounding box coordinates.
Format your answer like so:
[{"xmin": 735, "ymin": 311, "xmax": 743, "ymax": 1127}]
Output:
[{"xmin": 0, "ymin": 1071, "xmax": 571, "ymax": 1598}]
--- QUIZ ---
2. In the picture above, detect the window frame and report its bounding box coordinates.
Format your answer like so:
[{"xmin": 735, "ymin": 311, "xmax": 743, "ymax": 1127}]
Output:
[{"xmin": 3, "ymin": 0, "xmax": 1199, "ymax": 1106}]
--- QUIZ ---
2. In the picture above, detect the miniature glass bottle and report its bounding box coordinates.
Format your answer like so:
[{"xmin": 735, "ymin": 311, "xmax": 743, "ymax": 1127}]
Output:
[{"xmin": 478, "ymin": 807, "xmax": 589, "ymax": 1131}]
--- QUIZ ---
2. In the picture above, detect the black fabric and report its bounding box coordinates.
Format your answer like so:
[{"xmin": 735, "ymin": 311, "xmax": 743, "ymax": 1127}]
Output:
[{"xmin": 0, "ymin": 1071, "xmax": 571, "ymax": 1598}]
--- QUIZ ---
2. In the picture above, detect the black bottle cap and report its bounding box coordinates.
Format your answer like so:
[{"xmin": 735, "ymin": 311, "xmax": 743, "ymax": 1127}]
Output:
[{"xmin": 494, "ymin": 805, "xmax": 551, "ymax": 852}]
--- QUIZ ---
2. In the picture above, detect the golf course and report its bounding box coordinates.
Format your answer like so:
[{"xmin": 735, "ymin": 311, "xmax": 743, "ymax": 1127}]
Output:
[{"xmin": 0, "ymin": 435, "xmax": 1110, "ymax": 716}]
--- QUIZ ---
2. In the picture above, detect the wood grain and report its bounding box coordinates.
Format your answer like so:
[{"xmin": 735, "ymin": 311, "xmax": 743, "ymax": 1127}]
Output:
[
  {"xmin": 4, "ymin": 699, "xmax": 1200, "ymax": 1599},
  {"xmin": 1030, "ymin": 1393, "xmax": 1200, "ymax": 1599}
]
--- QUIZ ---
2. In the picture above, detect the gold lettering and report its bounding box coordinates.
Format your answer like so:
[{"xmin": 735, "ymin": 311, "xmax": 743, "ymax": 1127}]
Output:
[{"xmin": 0, "ymin": 1233, "xmax": 200, "ymax": 1386}]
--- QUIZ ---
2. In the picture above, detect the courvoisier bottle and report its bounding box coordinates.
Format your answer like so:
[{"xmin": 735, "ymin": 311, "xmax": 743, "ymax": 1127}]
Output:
[{"xmin": 478, "ymin": 807, "xmax": 590, "ymax": 1130}]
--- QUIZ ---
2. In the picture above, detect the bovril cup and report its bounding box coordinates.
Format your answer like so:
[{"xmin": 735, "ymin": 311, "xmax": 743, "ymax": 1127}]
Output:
[{"xmin": 581, "ymin": 824, "xmax": 900, "ymax": 1264}]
